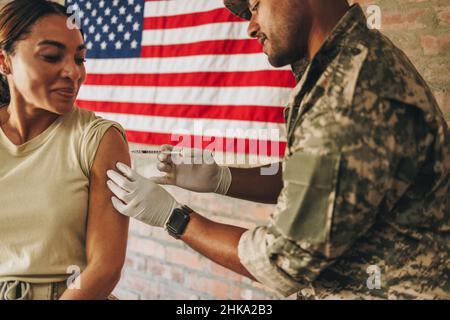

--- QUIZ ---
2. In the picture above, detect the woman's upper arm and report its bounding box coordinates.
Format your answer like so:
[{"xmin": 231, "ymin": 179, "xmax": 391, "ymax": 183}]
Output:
[{"xmin": 85, "ymin": 126, "xmax": 130, "ymax": 271}]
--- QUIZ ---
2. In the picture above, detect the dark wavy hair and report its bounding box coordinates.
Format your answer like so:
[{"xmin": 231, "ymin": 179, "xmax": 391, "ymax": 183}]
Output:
[{"xmin": 0, "ymin": 0, "xmax": 79, "ymax": 105}]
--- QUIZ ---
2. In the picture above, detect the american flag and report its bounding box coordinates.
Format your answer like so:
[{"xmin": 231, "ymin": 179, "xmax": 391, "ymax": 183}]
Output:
[{"xmin": 68, "ymin": 0, "xmax": 295, "ymax": 158}]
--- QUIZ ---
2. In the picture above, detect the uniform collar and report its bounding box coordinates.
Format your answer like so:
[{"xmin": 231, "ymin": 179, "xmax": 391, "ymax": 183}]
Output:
[{"xmin": 291, "ymin": 4, "xmax": 367, "ymax": 81}]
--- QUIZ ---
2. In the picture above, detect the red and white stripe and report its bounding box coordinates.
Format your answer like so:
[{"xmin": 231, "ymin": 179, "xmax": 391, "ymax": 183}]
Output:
[{"xmin": 77, "ymin": 0, "xmax": 295, "ymax": 157}]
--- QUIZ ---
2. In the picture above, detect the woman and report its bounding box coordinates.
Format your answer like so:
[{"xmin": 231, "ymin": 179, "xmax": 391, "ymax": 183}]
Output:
[{"xmin": 0, "ymin": 0, "xmax": 130, "ymax": 299}]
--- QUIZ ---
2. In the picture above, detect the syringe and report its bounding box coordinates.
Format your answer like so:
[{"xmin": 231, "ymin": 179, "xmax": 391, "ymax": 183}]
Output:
[{"xmin": 131, "ymin": 149, "xmax": 183, "ymax": 155}]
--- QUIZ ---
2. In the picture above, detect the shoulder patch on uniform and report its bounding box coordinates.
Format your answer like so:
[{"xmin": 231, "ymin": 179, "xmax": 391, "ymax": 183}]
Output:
[{"xmin": 275, "ymin": 152, "xmax": 341, "ymax": 244}]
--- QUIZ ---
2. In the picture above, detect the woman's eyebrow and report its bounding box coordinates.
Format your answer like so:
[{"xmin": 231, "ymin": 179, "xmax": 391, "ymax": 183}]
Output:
[
  {"xmin": 37, "ymin": 40, "xmax": 86, "ymax": 51},
  {"xmin": 37, "ymin": 40, "xmax": 65, "ymax": 49}
]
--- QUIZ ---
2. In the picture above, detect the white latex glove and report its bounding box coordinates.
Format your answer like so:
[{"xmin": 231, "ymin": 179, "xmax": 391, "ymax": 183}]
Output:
[
  {"xmin": 106, "ymin": 162, "xmax": 179, "ymax": 227},
  {"xmin": 150, "ymin": 144, "xmax": 232, "ymax": 195}
]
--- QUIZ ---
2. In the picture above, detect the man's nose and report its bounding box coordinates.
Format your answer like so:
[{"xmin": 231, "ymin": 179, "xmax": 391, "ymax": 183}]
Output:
[{"xmin": 247, "ymin": 17, "xmax": 259, "ymax": 38}]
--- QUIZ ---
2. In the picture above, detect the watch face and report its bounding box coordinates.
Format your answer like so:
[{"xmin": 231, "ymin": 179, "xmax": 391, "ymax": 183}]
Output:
[
  {"xmin": 170, "ymin": 209, "xmax": 187, "ymax": 230},
  {"xmin": 167, "ymin": 208, "xmax": 190, "ymax": 237}
]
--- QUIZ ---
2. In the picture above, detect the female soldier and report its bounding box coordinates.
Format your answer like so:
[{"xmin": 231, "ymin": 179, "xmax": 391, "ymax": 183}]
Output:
[{"xmin": 0, "ymin": 0, "xmax": 130, "ymax": 300}]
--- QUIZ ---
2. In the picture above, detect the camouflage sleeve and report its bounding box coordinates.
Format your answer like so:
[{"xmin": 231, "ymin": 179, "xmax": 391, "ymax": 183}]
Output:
[{"xmin": 238, "ymin": 98, "xmax": 433, "ymax": 297}]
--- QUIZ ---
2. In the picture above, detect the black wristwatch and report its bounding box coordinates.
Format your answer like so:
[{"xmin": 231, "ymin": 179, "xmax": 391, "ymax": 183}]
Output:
[{"xmin": 166, "ymin": 205, "xmax": 193, "ymax": 239}]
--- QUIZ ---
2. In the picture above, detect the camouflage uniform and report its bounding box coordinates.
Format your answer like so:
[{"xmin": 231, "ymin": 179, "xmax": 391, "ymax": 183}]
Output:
[{"xmin": 237, "ymin": 5, "xmax": 450, "ymax": 299}]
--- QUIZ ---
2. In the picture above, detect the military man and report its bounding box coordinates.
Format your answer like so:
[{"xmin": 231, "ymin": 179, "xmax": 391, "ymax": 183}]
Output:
[{"xmin": 106, "ymin": 0, "xmax": 450, "ymax": 299}]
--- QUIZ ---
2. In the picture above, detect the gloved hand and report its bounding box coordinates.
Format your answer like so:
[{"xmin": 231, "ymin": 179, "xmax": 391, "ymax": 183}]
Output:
[
  {"xmin": 106, "ymin": 162, "xmax": 179, "ymax": 227},
  {"xmin": 150, "ymin": 145, "xmax": 232, "ymax": 195}
]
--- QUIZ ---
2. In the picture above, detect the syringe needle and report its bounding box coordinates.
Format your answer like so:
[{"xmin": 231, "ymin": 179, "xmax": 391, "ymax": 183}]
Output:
[{"xmin": 131, "ymin": 149, "xmax": 182, "ymax": 155}]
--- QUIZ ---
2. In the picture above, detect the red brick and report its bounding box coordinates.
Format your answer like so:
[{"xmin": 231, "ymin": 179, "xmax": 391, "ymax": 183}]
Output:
[
  {"xmin": 145, "ymin": 258, "xmax": 166, "ymax": 277},
  {"xmin": 124, "ymin": 254, "xmax": 146, "ymax": 272},
  {"xmin": 437, "ymin": 6, "xmax": 450, "ymax": 25},
  {"xmin": 123, "ymin": 273, "xmax": 151, "ymax": 294},
  {"xmin": 128, "ymin": 237, "xmax": 165, "ymax": 260},
  {"xmin": 165, "ymin": 246, "xmax": 205, "ymax": 271},
  {"xmin": 164, "ymin": 287, "xmax": 197, "ymax": 300},
  {"xmin": 185, "ymin": 272, "xmax": 209, "ymax": 293},
  {"xmin": 208, "ymin": 278, "xmax": 231, "ymax": 299},
  {"xmin": 141, "ymin": 281, "xmax": 167, "ymax": 299},
  {"xmin": 112, "ymin": 288, "xmax": 140, "ymax": 300},
  {"xmin": 382, "ymin": 9, "xmax": 429, "ymax": 30},
  {"xmin": 186, "ymin": 273, "xmax": 231, "ymax": 299},
  {"xmin": 162, "ymin": 265, "xmax": 185, "ymax": 284},
  {"xmin": 207, "ymin": 261, "xmax": 242, "ymax": 282},
  {"xmin": 421, "ymin": 34, "xmax": 450, "ymax": 55}
]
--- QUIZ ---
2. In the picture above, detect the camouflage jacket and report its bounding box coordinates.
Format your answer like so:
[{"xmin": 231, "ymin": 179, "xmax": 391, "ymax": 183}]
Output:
[{"xmin": 238, "ymin": 4, "xmax": 450, "ymax": 299}]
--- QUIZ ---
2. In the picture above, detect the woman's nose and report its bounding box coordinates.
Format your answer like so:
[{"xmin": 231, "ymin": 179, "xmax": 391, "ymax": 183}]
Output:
[{"xmin": 62, "ymin": 61, "xmax": 83, "ymax": 82}]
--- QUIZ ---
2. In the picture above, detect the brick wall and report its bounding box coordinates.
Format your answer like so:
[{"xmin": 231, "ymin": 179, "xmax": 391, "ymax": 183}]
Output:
[
  {"xmin": 355, "ymin": 0, "xmax": 450, "ymax": 126},
  {"xmin": 114, "ymin": 1, "xmax": 450, "ymax": 300}
]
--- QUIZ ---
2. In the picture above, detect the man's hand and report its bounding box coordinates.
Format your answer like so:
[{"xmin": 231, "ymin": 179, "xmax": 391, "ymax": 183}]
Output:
[
  {"xmin": 150, "ymin": 144, "xmax": 232, "ymax": 195},
  {"xmin": 106, "ymin": 162, "xmax": 179, "ymax": 227}
]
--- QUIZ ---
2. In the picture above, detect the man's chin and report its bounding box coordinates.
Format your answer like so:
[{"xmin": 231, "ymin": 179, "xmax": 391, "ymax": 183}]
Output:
[
  {"xmin": 268, "ymin": 49, "xmax": 308, "ymax": 68},
  {"xmin": 267, "ymin": 55, "xmax": 291, "ymax": 68}
]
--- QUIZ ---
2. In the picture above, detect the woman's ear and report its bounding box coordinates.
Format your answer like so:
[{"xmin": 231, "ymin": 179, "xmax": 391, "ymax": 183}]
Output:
[{"xmin": 0, "ymin": 50, "xmax": 11, "ymax": 75}]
